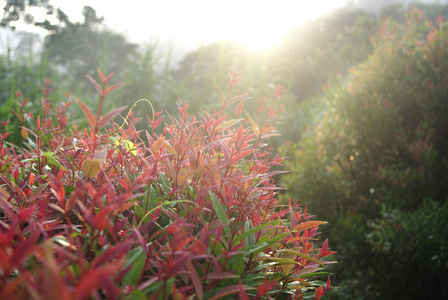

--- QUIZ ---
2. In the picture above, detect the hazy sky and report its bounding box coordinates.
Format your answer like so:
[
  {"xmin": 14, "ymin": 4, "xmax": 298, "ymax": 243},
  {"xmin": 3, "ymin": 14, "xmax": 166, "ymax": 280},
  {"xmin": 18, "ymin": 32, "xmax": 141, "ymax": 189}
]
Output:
[
  {"xmin": 48, "ymin": 0, "xmax": 347, "ymax": 49},
  {"xmin": 8, "ymin": 0, "xmax": 446, "ymax": 52}
]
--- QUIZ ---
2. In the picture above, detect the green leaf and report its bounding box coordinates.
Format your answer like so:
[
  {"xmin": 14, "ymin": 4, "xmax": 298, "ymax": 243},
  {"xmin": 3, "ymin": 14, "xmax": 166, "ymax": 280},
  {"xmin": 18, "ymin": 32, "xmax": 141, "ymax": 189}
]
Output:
[
  {"xmin": 23, "ymin": 152, "xmax": 68, "ymax": 172},
  {"xmin": 45, "ymin": 152, "xmax": 68, "ymax": 171},
  {"xmin": 134, "ymin": 204, "xmax": 145, "ymax": 220},
  {"xmin": 114, "ymin": 137, "xmax": 137, "ymax": 156},
  {"xmin": 258, "ymin": 232, "xmax": 289, "ymax": 245},
  {"xmin": 258, "ymin": 257, "xmax": 297, "ymax": 266},
  {"xmin": 243, "ymin": 242, "xmax": 271, "ymax": 256},
  {"xmin": 209, "ymin": 192, "xmax": 230, "ymax": 236},
  {"xmin": 277, "ymin": 249, "xmax": 325, "ymax": 268},
  {"xmin": 297, "ymin": 271, "xmax": 333, "ymax": 279},
  {"xmin": 123, "ymin": 246, "xmax": 146, "ymax": 286},
  {"xmin": 159, "ymin": 277, "xmax": 175, "ymax": 300},
  {"xmin": 124, "ymin": 290, "xmax": 147, "ymax": 300},
  {"xmin": 245, "ymin": 220, "xmax": 252, "ymax": 248},
  {"xmin": 233, "ymin": 221, "xmax": 275, "ymax": 244},
  {"xmin": 215, "ymin": 119, "xmax": 243, "ymax": 131}
]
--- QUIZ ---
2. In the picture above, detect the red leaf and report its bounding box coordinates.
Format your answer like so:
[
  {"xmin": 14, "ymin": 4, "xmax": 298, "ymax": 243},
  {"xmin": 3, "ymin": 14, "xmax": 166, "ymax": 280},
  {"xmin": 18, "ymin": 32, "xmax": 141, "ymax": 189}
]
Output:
[
  {"xmin": 98, "ymin": 69, "xmax": 106, "ymax": 83},
  {"xmin": 76, "ymin": 97, "xmax": 97, "ymax": 128},
  {"xmin": 11, "ymin": 230, "xmax": 39, "ymax": 265},
  {"xmin": 236, "ymin": 100, "xmax": 243, "ymax": 115},
  {"xmin": 209, "ymin": 284, "xmax": 248, "ymax": 300},
  {"xmin": 75, "ymin": 265, "xmax": 121, "ymax": 299},
  {"xmin": 29, "ymin": 172, "xmax": 34, "ymax": 185},
  {"xmin": 275, "ymin": 85, "xmax": 283, "ymax": 100},
  {"xmin": 103, "ymin": 84, "xmax": 124, "ymax": 97},
  {"xmin": 92, "ymin": 242, "xmax": 132, "ymax": 268},
  {"xmin": 320, "ymin": 239, "xmax": 336, "ymax": 257},
  {"xmin": 230, "ymin": 76, "xmax": 241, "ymax": 88},
  {"xmin": 289, "ymin": 203, "xmax": 297, "ymax": 230},
  {"xmin": 92, "ymin": 206, "xmax": 114, "ymax": 232},
  {"xmin": 152, "ymin": 116, "xmax": 164, "ymax": 129},
  {"xmin": 43, "ymin": 251, "xmax": 70, "ymax": 300},
  {"xmin": 98, "ymin": 106, "xmax": 127, "ymax": 128},
  {"xmin": 229, "ymin": 149, "xmax": 256, "ymax": 165},
  {"xmin": 293, "ymin": 221, "xmax": 327, "ymax": 232},
  {"xmin": 105, "ymin": 72, "xmax": 115, "ymax": 83},
  {"xmin": 186, "ymin": 260, "xmax": 203, "ymax": 300},
  {"xmin": 18, "ymin": 205, "xmax": 35, "ymax": 223},
  {"xmin": 314, "ymin": 286, "xmax": 324, "ymax": 300}
]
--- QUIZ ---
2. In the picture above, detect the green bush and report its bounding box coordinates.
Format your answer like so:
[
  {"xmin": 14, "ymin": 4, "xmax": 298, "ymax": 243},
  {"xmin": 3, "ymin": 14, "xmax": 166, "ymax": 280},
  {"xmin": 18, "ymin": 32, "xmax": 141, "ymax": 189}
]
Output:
[{"xmin": 280, "ymin": 8, "xmax": 448, "ymax": 299}]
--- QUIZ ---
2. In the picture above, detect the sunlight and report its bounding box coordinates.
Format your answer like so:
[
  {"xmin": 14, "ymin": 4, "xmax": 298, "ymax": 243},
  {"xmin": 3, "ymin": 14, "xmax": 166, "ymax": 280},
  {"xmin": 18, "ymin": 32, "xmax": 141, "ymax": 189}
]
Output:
[
  {"xmin": 210, "ymin": 0, "xmax": 348, "ymax": 51},
  {"xmin": 11, "ymin": 0, "xmax": 348, "ymax": 51},
  {"xmin": 98, "ymin": 0, "xmax": 347, "ymax": 49}
]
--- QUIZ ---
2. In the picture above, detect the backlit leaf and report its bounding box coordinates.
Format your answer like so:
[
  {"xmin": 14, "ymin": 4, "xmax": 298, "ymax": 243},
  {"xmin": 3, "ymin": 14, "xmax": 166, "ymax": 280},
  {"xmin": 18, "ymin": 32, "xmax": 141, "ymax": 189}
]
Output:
[
  {"xmin": 76, "ymin": 97, "xmax": 96, "ymax": 128},
  {"xmin": 215, "ymin": 119, "xmax": 243, "ymax": 131},
  {"xmin": 82, "ymin": 158, "xmax": 102, "ymax": 179},
  {"xmin": 277, "ymin": 249, "xmax": 325, "ymax": 267},
  {"xmin": 21, "ymin": 128, "xmax": 29, "ymax": 140},
  {"xmin": 214, "ymin": 80, "xmax": 225, "ymax": 108},
  {"xmin": 244, "ymin": 111, "xmax": 260, "ymax": 140},
  {"xmin": 103, "ymin": 84, "xmax": 124, "ymax": 97},
  {"xmin": 293, "ymin": 221, "xmax": 327, "ymax": 232},
  {"xmin": 98, "ymin": 106, "xmax": 127, "ymax": 128}
]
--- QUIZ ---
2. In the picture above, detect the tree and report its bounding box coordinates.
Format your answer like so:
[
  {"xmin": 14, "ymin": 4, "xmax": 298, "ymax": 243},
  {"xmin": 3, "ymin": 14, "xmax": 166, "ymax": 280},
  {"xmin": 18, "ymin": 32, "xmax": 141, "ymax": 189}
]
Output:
[
  {"xmin": 280, "ymin": 8, "xmax": 448, "ymax": 299},
  {"xmin": 1, "ymin": 0, "xmax": 55, "ymax": 29},
  {"xmin": 41, "ymin": 6, "xmax": 135, "ymax": 96}
]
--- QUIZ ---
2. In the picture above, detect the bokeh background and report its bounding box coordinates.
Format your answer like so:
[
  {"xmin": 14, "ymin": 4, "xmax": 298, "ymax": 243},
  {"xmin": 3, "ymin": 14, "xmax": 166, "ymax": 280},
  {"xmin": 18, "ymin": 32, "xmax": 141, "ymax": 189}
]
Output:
[{"xmin": 1, "ymin": 0, "xmax": 448, "ymax": 299}]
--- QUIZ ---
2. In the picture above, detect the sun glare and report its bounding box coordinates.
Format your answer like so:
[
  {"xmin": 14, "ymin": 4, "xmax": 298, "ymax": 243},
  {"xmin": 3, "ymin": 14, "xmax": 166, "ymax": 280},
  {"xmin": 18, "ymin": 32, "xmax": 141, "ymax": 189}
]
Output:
[
  {"xmin": 10, "ymin": 0, "xmax": 347, "ymax": 52},
  {"xmin": 100, "ymin": 0, "xmax": 347, "ymax": 50}
]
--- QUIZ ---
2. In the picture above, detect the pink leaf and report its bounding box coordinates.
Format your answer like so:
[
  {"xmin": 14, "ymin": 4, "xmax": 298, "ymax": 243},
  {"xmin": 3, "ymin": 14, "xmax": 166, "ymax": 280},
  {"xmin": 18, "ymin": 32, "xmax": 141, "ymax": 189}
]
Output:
[
  {"xmin": 98, "ymin": 106, "xmax": 127, "ymax": 128},
  {"xmin": 87, "ymin": 74, "xmax": 102, "ymax": 96}
]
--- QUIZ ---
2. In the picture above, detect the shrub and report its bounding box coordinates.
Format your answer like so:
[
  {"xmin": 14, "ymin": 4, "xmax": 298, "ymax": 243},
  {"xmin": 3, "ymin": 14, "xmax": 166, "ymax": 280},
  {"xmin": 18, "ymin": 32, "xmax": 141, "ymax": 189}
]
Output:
[
  {"xmin": 280, "ymin": 8, "xmax": 448, "ymax": 299},
  {"xmin": 0, "ymin": 70, "xmax": 334, "ymax": 299},
  {"xmin": 0, "ymin": 52, "xmax": 51, "ymax": 145}
]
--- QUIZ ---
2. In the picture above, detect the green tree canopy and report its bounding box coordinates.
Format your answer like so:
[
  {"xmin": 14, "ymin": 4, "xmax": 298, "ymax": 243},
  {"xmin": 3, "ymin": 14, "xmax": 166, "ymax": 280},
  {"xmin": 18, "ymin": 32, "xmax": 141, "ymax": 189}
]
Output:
[{"xmin": 280, "ymin": 8, "xmax": 448, "ymax": 299}]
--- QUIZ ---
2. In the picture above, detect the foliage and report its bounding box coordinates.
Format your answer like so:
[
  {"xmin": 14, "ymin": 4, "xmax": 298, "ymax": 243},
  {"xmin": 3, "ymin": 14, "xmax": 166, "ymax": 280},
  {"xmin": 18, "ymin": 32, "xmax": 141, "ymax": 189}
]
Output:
[
  {"xmin": 0, "ymin": 50, "xmax": 52, "ymax": 145},
  {"xmin": 41, "ymin": 7, "xmax": 130, "ymax": 86},
  {"xmin": 280, "ymin": 8, "xmax": 448, "ymax": 299},
  {"xmin": 272, "ymin": 8, "xmax": 378, "ymax": 103},
  {"xmin": 0, "ymin": 1, "xmax": 101, "ymax": 33},
  {"xmin": 1, "ymin": 0, "xmax": 54, "ymax": 29},
  {"xmin": 174, "ymin": 41, "xmax": 281, "ymax": 111},
  {"xmin": 0, "ymin": 70, "xmax": 335, "ymax": 299}
]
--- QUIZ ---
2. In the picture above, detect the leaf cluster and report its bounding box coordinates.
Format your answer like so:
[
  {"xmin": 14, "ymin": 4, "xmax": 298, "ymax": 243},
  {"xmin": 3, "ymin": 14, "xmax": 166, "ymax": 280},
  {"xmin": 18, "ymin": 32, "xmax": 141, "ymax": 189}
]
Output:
[{"xmin": 0, "ymin": 71, "xmax": 335, "ymax": 299}]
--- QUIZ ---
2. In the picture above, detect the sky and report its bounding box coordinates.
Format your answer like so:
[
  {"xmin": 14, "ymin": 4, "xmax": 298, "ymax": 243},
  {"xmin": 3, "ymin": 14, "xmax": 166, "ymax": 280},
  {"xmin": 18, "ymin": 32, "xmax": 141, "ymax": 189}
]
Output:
[
  {"xmin": 49, "ymin": 0, "xmax": 347, "ymax": 50},
  {"xmin": 5, "ymin": 0, "xmax": 446, "ymax": 57}
]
